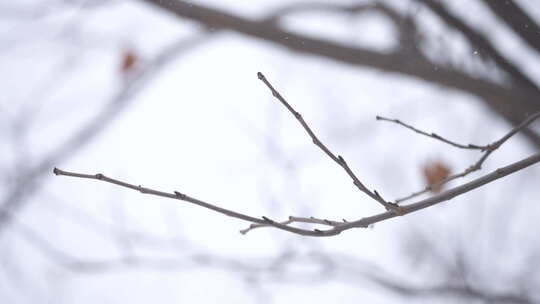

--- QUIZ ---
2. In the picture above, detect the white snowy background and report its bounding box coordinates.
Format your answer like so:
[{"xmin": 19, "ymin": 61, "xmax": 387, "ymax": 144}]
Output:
[{"xmin": 1, "ymin": 0, "xmax": 539, "ymax": 303}]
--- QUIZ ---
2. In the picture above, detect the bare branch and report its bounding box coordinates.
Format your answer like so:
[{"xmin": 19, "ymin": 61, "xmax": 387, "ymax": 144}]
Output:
[
  {"xmin": 394, "ymin": 111, "xmax": 540, "ymax": 203},
  {"xmin": 140, "ymin": 0, "xmax": 540, "ymax": 148},
  {"xmin": 257, "ymin": 72, "xmax": 394, "ymax": 211},
  {"xmin": 368, "ymin": 273, "xmax": 534, "ymax": 303},
  {"xmin": 264, "ymin": 2, "xmax": 422, "ymax": 56},
  {"xmin": 53, "ymin": 149, "xmax": 540, "ymax": 237},
  {"xmin": 480, "ymin": 0, "xmax": 540, "ymax": 57},
  {"xmin": 53, "ymin": 72, "xmax": 540, "ymax": 237},
  {"xmin": 264, "ymin": 2, "xmax": 402, "ymax": 24},
  {"xmin": 12, "ymin": 218, "xmax": 289, "ymax": 274},
  {"xmin": 336, "ymin": 151, "xmax": 540, "ymax": 231},
  {"xmin": 52, "ymin": 168, "xmax": 338, "ymax": 237},
  {"xmin": 240, "ymin": 216, "xmax": 346, "ymax": 235},
  {"xmin": 376, "ymin": 115, "xmax": 485, "ymax": 150},
  {"xmin": 16, "ymin": 211, "xmax": 537, "ymax": 302},
  {"xmin": 417, "ymin": 0, "xmax": 540, "ymax": 92}
]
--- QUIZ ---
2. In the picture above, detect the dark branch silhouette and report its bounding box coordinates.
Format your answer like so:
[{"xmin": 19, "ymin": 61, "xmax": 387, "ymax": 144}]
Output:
[
  {"xmin": 480, "ymin": 0, "xmax": 540, "ymax": 55},
  {"xmin": 140, "ymin": 0, "xmax": 540, "ymax": 147}
]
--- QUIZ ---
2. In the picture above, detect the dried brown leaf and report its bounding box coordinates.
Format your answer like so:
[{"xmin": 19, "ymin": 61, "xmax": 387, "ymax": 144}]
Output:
[{"xmin": 422, "ymin": 161, "xmax": 451, "ymax": 193}]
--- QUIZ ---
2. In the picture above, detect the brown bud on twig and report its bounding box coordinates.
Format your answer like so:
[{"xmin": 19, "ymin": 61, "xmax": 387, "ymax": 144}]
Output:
[{"xmin": 120, "ymin": 50, "xmax": 138, "ymax": 74}]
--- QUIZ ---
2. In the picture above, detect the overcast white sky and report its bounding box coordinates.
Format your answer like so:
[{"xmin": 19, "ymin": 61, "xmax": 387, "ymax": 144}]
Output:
[{"xmin": 2, "ymin": 0, "xmax": 540, "ymax": 303}]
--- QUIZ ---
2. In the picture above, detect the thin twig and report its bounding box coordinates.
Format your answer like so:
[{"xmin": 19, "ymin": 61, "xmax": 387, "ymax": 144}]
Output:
[
  {"xmin": 52, "ymin": 168, "xmax": 333, "ymax": 237},
  {"xmin": 53, "ymin": 75, "xmax": 540, "ymax": 237},
  {"xmin": 393, "ymin": 111, "xmax": 540, "ymax": 203},
  {"xmin": 376, "ymin": 116, "xmax": 485, "ymax": 150},
  {"xmin": 257, "ymin": 72, "xmax": 394, "ymax": 211},
  {"xmin": 54, "ymin": 151, "xmax": 540, "ymax": 236},
  {"xmin": 240, "ymin": 216, "xmax": 346, "ymax": 234},
  {"xmin": 251, "ymin": 151, "xmax": 540, "ymax": 234}
]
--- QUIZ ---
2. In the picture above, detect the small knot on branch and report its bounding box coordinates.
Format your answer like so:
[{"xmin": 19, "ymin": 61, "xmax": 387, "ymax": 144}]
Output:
[
  {"xmin": 174, "ymin": 191, "xmax": 187, "ymax": 199},
  {"xmin": 239, "ymin": 224, "xmax": 256, "ymax": 235},
  {"xmin": 467, "ymin": 164, "xmax": 480, "ymax": 172},
  {"xmin": 487, "ymin": 142, "xmax": 501, "ymax": 151},
  {"xmin": 95, "ymin": 173, "xmax": 104, "ymax": 180},
  {"xmin": 385, "ymin": 202, "xmax": 405, "ymax": 215},
  {"xmin": 262, "ymin": 216, "xmax": 274, "ymax": 223},
  {"xmin": 374, "ymin": 190, "xmax": 388, "ymax": 204},
  {"xmin": 137, "ymin": 185, "xmax": 147, "ymax": 193}
]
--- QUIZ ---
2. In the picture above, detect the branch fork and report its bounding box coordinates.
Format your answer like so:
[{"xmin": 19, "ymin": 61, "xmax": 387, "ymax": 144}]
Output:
[{"xmin": 53, "ymin": 73, "xmax": 540, "ymax": 237}]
